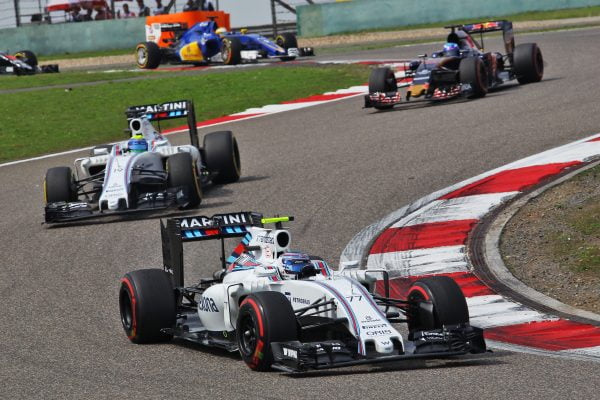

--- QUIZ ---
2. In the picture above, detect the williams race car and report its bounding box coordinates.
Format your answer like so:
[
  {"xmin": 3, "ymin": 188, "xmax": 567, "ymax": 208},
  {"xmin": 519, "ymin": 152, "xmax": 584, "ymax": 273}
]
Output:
[
  {"xmin": 118, "ymin": 212, "xmax": 486, "ymax": 372},
  {"xmin": 43, "ymin": 100, "xmax": 241, "ymax": 223},
  {"xmin": 0, "ymin": 50, "xmax": 59, "ymax": 75},
  {"xmin": 365, "ymin": 20, "xmax": 543, "ymax": 110},
  {"xmin": 136, "ymin": 20, "xmax": 313, "ymax": 69}
]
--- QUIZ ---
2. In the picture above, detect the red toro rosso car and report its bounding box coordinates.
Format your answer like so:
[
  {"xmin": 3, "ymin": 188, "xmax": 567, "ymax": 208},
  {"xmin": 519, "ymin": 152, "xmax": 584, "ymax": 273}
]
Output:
[{"xmin": 365, "ymin": 20, "xmax": 544, "ymax": 110}]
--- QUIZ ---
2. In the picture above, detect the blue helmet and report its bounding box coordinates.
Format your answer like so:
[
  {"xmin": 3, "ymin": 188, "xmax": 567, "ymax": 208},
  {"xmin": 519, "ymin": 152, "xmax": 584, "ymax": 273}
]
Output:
[
  {"xmin": 442, "ymin": 42, "xmax": 460, "ymax": 57},
  {"xmin": 128, "ymin": 135, "xmax": 148, "ymax": 153},
  {"xmin": 281, "ymin": 252, "xmax": 312, "ymax": 276}
]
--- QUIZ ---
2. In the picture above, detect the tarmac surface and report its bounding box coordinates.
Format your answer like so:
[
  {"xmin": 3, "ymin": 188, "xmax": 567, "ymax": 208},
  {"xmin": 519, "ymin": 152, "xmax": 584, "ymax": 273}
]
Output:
[{"xmin": 2, "ymin": 27, "xmax": 600, "ymax": 399}]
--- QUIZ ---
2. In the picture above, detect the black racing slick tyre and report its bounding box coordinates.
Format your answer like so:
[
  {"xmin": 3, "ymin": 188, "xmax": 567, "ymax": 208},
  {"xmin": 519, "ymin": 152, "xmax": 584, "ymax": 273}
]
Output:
[
  {"xmin": 459, "ymin": 57, "xmax": 488, "ymax": 98},
  {"xmin": 369, "ymin": 67, "xmax": 398, "ymax": 93},
  {"xmin": 368, "ymin": 67, "xmax": 398, "ymax": 110},
  {"xmin": 275, "ymin": 32, "xmax": 298, "ymax": 61},
  {"xmin": 15, "ymin": 49, "xmax": 38, "ymax": 67},
  {"xmin": 513, "ymin": 43, "xmax": 544, "ymax": 84},
  {"xmin": 221, "ymin": 37, "xmax": 242, "ymax": 65},
  {"xmin": 407, "ymin": 276, "xmax": 469, "ymax": 333},
  {"xmin": 44, "ymin": 166, "xmax": 77, "ymax": 203},
  {"xmin": 136, "ymin": 41, "xmax": 161, "ymax": 69},
  {"xmin": 119, "ymin": 269, "xmax": 176, "ymax": 344},
  {"xmin": 237, "ymin": 292, "xmax": 298, "ymax": 371},
  {"xmin": 167, "ymin": 152, "xmax": 202, "ymax": 208},
  {"xmin": 203, "ymin": 131, "xmax": 241, "ymax": 184}
]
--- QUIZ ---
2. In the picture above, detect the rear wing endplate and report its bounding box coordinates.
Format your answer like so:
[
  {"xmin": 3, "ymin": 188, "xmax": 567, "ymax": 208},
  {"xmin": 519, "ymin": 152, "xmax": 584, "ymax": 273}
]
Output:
[
  {"xmin": 161, "ymin": 212, "xmax": 263, "ymax": 287},
  {"xmin": 125, "ymin": 99, "xmax": 200, "ymax": 149}
]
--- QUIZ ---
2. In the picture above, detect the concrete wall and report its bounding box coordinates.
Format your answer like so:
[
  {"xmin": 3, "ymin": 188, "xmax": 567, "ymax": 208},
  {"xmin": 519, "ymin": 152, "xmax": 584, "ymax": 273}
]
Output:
[
  {"xmin": 298, "ymin": 0, "xmax": 600, "ymax": 37},
  {"xmin": 1, "ymin": 19, "xmax": 146, "ymax": 56}
]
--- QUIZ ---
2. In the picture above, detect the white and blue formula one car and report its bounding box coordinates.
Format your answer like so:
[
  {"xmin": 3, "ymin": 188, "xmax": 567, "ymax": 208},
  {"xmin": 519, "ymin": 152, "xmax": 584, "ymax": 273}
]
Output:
[
  {"xmin": 43, "ymin": 100, "xmax": 241, "ymax": 223},
  {"xmin": 118, "ymin": 212, "xmax": 486, "ymax": 372}
]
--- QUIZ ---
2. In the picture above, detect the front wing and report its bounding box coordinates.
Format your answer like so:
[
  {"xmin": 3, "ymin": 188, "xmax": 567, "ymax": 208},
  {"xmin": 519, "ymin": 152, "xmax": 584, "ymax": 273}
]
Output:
[
  {"xmin": 271, "ymin": 324, "xmax": 486, "ymax": 372},
  {"xmin": 44, "ymin": 188, "xmax": 191, "ymax": 223}
]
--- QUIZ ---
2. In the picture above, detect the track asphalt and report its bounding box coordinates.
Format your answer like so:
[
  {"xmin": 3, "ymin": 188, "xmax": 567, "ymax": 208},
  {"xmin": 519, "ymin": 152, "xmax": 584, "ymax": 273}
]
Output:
[{"xmin": 1, "ymin": 27, "xmax": 600, "ymax": 399}]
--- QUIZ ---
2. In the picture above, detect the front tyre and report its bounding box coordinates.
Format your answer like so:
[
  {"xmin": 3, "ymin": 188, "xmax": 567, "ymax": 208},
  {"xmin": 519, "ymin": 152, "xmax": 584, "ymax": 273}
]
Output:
[
  {"xmin": 459, "ymin": 57, "xmax": 488, "ymax": 98},
  {"xmin": 221, "ymin": 37, "xmax": 242, "ymax": 65},
  {"xmin": 407, "ymin": 276, "xmax": 469, "ymax": 334},
  {"xmin": 368, "ymin": 67, "xmax": 398, "ymax": 110},
  {"xmin": 237, "ymin": 292, "xmax": 298, "ymax": 371},
  {"xmin": 167, "ymin": 152, "xmax": 202, "ymax": 208},
  {"xmin": 44, "ymin": 166, "xmax": 77, "ymax": 203},
  {"xmin": 119, "ymin": 269, "xmax": 176, "ymax": 344},
  {"xmin": 275, "ymin": 32, "xmax": 298, "ymax": 61},
  {"xmin": 203, "ymin": 131, "xmax": 241, "ymax": 184},
  {"xmin": 15, "ymin": 50, "xmax": 38, "ymax": 67},
  {"xmin": 513, "ymin": 43, "xmax": 544, "ymax": 84},
  {"xmin": 135, "ymin": 42, "xmax": 161, "ymax": 69}
]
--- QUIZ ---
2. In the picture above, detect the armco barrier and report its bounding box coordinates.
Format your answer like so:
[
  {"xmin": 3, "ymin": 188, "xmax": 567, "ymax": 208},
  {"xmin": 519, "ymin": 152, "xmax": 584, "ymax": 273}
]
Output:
[
  {"xmin": 297, "ymin": 0, "xmax": 600, "ymax": 37},
  {"xmin": 0, "ymin": 19, "xmax": 145, "ymax": 56}
]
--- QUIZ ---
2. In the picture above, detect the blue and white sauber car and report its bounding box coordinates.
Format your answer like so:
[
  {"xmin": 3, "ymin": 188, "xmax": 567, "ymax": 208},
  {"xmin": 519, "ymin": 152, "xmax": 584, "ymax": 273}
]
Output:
[
  {"xmin": 118, "ymin": 212, "xmax": 486, "ymax": 372},
  {"xmin": 43, "ymin": 100, "xmax": 241, "ymax": 223}
]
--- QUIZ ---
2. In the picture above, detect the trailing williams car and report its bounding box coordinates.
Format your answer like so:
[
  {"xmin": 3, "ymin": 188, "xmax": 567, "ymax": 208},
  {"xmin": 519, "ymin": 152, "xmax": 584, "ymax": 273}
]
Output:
[
  {"xmin": 43, "ymin": 100, "xmax": 241, "ymax": 223},
  {"xmin": 118, "ymin": 212, "xmax": 486, "ymax": 372},
  {"xmin": 0, "ymin": 50, "xmax": 59, "ymax": 75},
  {"xmin": 365, "ymin": 20, "xmax": 544, "ymax": 109}
]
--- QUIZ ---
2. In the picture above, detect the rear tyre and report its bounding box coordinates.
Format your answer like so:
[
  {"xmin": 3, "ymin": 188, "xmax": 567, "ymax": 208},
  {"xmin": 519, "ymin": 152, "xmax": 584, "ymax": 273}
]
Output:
[
  {"xmin": 203, "ymin": 131, "xmax": 241, "ymax": 184},
  {"xmin": 221, "ymin": 37, "xmax": 242, "ymax": 65},
  {"xmin": 407, "ymin": 276, "xmax": 469, "ymax": 333},
  {"xmin": 459, "ymin": 57, "xmax": 488, "ymax": 98},
  {"xmin": 119, "ymin": 269, "xmax": 176, "ymax": 344},
  {"xmin": 44, "ymin": 166, "xmax": 76, "ymax": 203},
  {"xmin": 237, "ymin": 292, "xmax": 298, "ymax": 371},
  {"xmin": 275, "ymin": 32, "xmax": 298, "ymax": 61},
  {"xmin": 368, "ymin": 67, "xmax": 398, "ymax": 110},
  {"xmin": 135, "ymin": 42, "xmax": 162, "ymax": 69},
  {"xmin": 15, "ymin": 50, "xmax": 38, "ymax": 67},
  {"xmin": 167, "ymin": 152, "xmax": 202, "ymax": 208},
  {"xmin": 513, "ymin": 43, "xmax": 544, "ymax": 84}
]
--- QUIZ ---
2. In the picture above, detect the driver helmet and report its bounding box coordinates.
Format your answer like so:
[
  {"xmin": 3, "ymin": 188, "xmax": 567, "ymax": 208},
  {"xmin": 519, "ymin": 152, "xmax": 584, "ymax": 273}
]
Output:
[
  {"xmin": 442, "ymin": 42, "xmax": 460, "ymax": 57},
  {"xmin": 215, "ymin": 27, "xmax": 227, "ymax": 36},
  {"xmin": 127, "ymin": 134, "xmax": 148, "ymax": 153},
  {"xmin": 280, "ymin": 252, "xmax": 312, "ymax": 277}
]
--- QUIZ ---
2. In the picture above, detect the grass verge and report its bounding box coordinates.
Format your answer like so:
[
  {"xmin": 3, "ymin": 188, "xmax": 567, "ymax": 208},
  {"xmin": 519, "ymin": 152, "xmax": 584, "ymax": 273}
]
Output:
[
  {"xmin": 0, "ymin": 64, "xmax": 369, "ymax": 163},
  {"xmin": 549, "ymin": 165, "xmax": 600, "ymax": 276},
  {"xmin": 0, "ymin": 70, "xmax": 153, "ymax": 91}
]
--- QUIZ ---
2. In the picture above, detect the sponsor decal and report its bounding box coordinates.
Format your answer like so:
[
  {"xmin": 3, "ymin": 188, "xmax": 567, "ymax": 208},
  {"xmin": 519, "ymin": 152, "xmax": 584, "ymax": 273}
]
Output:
[
  {"xmin": 256, "ymin": 235, "xmax": 274, "ymax": 244},
  {"xmin": 292, "ymin": 296, "xmax": 310, "ymax": 305},
  {"xmin": 361, "ymin": 315, "xmax": 381, "ymax": 323},
  {"xmin": 283, "ymin": 347, "xmax": 298, "ymax": 359},
  {"xmin": 199, "ymin": 296, "xmax": 219, "ymax": 312},
  {"xmin": 365, "ymin": 329, "xmax": 393, "ymax": 336},
  {"xmin": 361, "ymin": 323, "xmax": 389, "ymax": 330}
]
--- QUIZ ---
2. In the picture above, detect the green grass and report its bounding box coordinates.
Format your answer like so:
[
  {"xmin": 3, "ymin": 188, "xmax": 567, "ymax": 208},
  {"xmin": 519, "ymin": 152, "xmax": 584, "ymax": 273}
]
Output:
[
  {"xmin": 38, "ymin": 48, "xmax": 132, "ymax": 62},
  {"xmin": 548, "ymin": 165, "xmax": 600, "ymax": 276},
  {"xmin": 0, "ymin": 64, "xmax": 369, "ymax": 162},
  {"xmin": 0, "ymin": 70, "xmax": 153, "ymax": 91}
]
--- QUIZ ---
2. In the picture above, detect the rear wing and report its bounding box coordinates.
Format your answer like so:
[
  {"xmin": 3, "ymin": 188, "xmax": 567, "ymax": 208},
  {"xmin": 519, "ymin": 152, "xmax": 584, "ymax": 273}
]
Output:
[
  {"xmin": 446, "ymin": 20, "xmax": 514, "ymax": 55},
  {"xmin": 125, "ymin": 99, "xmax": 200, "ymax": 149},
  {"xmin": 161, "ymin": 211, "xmax": 264, "ymax": 287}
]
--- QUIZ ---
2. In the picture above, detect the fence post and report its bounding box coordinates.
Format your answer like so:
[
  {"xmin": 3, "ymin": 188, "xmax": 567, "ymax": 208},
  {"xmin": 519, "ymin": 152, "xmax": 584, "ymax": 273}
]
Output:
[
  {"xmin": 13, "ymin": 0, "xmax": 21, "ymax": 27},
  {"xmin": 270, "ymin": 0, "xmax": 278, "ymax": 38}
]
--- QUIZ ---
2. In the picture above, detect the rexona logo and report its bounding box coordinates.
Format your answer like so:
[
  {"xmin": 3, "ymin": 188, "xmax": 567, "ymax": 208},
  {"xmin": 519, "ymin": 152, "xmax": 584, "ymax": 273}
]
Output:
[
  {"xmin": 199, "ymin": 296, "xmax": 219, "ymax": 313},
  {"xmin": 283, "ymin": 347, "xmax": 298, "ymax": 359}
]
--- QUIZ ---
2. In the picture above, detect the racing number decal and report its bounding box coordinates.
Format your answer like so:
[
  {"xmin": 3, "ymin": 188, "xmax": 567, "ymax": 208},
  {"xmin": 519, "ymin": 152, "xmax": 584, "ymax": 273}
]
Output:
[{"xmin": 345, "ymin": 295, "xmax": 363, "ymax": 302}]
